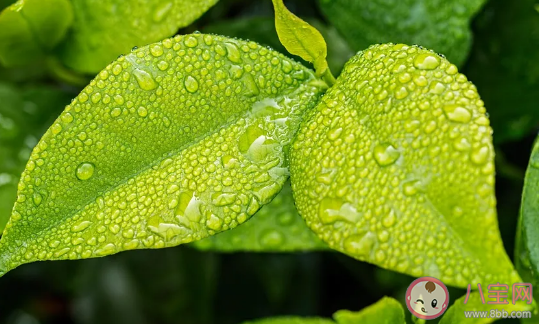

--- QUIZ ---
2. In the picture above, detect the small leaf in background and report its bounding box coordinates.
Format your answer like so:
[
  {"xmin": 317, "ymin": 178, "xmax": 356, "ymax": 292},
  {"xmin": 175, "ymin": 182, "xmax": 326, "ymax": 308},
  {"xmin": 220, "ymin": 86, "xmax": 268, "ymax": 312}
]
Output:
[
  {"xmin": 515, "ymin": 137, "xmax": 539, "ymax": 302},
  {"xmin": 0, "ymin": 83, "xmax": 72, "ymax": 232},
  {"xmin": 238, "ymin": 297, "xmax": 404, "ymax": 324},
  {"xmin": 333, "ymin": 297, "xmax": 405, "ymax": 324},
  {"xmin": 439, "ymin": 289, "xmax": 533, "ymax": 324},
  {"xmin": 271, "ymin": 0, "xmax": 330, "ymax": 78},
  {"xmin": 58, "ymin": 0, "xmax": 219, "ymax": 74},
  {"xmin": 464, "ymin": 0, "xmax": 539, "ymax": 143},
  {"xmin": 241, "ymin": 317, "xmax": 335, "ymax": 324},
  {"xmin": 0, "ymin": 34, "xmax": 325, "ymax": 276},
  {"xmin": 290, "ymin": 43, "xmax": 519, "ymax": 288},
  {"xmin": 0, "ymin": 0, "xmax": 73, "ymax": 66},
  {"xmin": 193, "ymin": 181, "xmax": 328, "ymax": 252},
  {"xmin": 317, "ymin": 0, "xmax": 486, "ymax": 66},
  {"xmin": 202, "ymin": 17, "xmax": 353, "ymax": 74}
]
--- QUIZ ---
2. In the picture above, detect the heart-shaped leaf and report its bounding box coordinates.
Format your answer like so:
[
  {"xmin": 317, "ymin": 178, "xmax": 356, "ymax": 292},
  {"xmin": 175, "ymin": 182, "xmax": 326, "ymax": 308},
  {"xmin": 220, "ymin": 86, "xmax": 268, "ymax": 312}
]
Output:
[
  {"xmin": 0, "ymin": 0, "xmax": 73, "ymax": 66},
  {"xmin": 0, "ymin": 34, "xmax": 325, "ymax": 276},
  {"xmin": 290, "ymin": 43, "xmax": 520, "ymax": 288},
  {"xmin": 58, "ymin": 0, "xmax": 219, "ymax": 73},
  {"xmin": 193, "ymin": 181, "xmax": 328, "ymax": 252}
]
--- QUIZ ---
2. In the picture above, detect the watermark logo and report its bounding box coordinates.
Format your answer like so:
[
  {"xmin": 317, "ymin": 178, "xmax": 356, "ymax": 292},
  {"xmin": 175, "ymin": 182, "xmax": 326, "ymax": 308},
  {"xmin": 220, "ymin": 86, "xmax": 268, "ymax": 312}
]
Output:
[{"xmin": 406, "ymin": 276, "xmax": 450, "ymax": 320}]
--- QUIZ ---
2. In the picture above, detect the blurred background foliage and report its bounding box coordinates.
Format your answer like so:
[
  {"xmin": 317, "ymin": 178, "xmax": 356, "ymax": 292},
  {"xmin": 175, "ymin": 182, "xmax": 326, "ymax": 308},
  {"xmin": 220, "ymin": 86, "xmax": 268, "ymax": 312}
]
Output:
[{"xmin": 0, "ymin": 0, "xmax": 537, "ymax": 323}]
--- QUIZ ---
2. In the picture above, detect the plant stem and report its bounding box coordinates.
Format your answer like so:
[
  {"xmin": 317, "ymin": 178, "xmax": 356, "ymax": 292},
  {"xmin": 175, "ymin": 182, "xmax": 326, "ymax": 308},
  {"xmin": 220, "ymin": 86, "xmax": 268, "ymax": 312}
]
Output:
[{"xmin": 321, "ymin": 68, "xmax": 336, "ymax": 87}]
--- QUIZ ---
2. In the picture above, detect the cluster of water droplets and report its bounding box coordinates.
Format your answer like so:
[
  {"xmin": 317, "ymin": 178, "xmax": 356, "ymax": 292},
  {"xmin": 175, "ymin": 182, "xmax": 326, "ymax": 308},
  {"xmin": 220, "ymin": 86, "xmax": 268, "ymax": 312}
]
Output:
[
  {"xmin": 193, "ymin": 181, "xmax": 327, "ymax": 251},
  {"xmin": 0, "ymin": 33, "xmax": 325, "ymax": 274},
  {"xmin": 290, "ymin": 43, "xmax": 512, "ymax": 287}
]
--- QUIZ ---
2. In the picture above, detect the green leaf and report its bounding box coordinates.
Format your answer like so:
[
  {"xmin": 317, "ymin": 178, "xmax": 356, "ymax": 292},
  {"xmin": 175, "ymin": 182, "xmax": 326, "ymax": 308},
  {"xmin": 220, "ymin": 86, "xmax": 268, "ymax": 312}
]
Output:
[
  {"xmin": 464, "ymin": 0, "xmax": 539, "ymax": 143},
  {"xmin": 192, "ymin": 181, "xmax": 328, "ymax": 252},
  {"xmin": 203, "ymin": 17, "xmax": 353, "ymax": 75},
  {"xmin": 333, "ymin": 297, "xmax": 405, "ymax": 324},
  {"xmin": 271, "ymin": 0, "xmax": 332, "ymax": 82},
  {"xmin": 289, "ymin": 43, "xmax": 520, "ymax": 288},
  {"xmin": 317, "ymin": 0, "xmax": 486, "ymax": 66},
  {"xmin": 237, "ymin": 297, "xmax": 404, "ymax": 324},
  {"xmin": 0, "ymin": 34, "xmax": 325, "ymax": 276},
  {"xmin": 0, "ymin": 82, "xmax": 72, "ymax": 232},
  {"xmin": 0, "ymin": 0, "xmax": 73, "ymax": 66},
  {"xmin": 58, "ymin": 0, "xmax": 219, "ymax": 74},
  {"xmin": 241, "ymin": 318, "xmax": 335, "ymax": 324},
  {"xmin": 515, "ymin": 137, "xmax": 539, "ymax": 298},
  {"xmin": 439, "ymin": 290, "xmax": 533, "ymax": 324}
]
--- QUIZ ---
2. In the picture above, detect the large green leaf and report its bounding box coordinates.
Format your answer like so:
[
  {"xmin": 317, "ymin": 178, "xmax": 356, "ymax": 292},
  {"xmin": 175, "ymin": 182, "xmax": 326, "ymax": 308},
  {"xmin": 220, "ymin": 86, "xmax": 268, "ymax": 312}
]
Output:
[
  {"xmin": 0, "ymin": 34, "xmax": 325, "ymax": 276},
  {"xmin": 317, "ymin": 0, "xmax": 486, "ymax": 66},
  {"xmin": 290, "ymin": 43, "xmax": 519, "ymax": 288},
  {"xmin": 0, "ymin": 0, "xmax": 73, "ymax": 66},
  {"xmin": 465, "ymin": 0, "xmax": 539, "ymax": 143},
  {"xmin": 515, "ymin": 137, "xmax": 539, "ymax": 300},
  {"xmin": 193, "ymin": 181, "xmax": 328, "ymax": 252},
  {"xmin": 58, "ymin": 0, "xmax": 219, "ymax": 74},
  {"xmin": 0, "ymin": 83, "xmax": 72, "ymax": 232}
]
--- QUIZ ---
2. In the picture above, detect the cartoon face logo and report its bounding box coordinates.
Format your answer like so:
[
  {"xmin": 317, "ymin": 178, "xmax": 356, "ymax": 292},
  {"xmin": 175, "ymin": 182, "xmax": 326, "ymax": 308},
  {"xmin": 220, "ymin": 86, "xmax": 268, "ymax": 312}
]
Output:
[{"xmin": 406, "ymin": 277, "xmax": 449, "ymax": 320}]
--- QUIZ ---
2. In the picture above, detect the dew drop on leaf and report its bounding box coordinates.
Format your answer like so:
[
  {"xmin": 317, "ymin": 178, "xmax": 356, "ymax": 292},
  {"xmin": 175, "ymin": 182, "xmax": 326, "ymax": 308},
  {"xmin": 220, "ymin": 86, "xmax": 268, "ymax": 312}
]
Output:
[{"xmin": 76, "ymin": 162, "xmax": 95, "ymax": 180}]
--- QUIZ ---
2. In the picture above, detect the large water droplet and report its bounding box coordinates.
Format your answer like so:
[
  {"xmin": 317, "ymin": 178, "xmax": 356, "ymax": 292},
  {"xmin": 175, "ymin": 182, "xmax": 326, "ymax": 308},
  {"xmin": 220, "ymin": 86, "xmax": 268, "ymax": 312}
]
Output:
[
  {"xmin": 470, "ymin": 146, "xmax": 490, "ymax": 165},
  {"xmin": 373, "ymin": 143, "xmax": 400, "ymax": 166},
  {"xmin": 175, "ymin": 192, "xmax": 202, "ymax": 224},
  {"xmin": 76, "ymin": 162, "xmax": 95, "ymax": 180},
  {"xmin": 133, "ymin": 69, "xmax": 158, "ymax": 91},
  {"xmin": 184, "ymin": 76, "xmax": 199, "ymax": 93},
  {"xmin": 343, "ymin": 232, "xmax": 376, "ymax": 258},
  {"xmin": 242, "ymin": 73, "xmax": 260, "ymax": 97},
  {"xmin": 319, "ymin": 198, "xmax": 361, "ymax": 224},
  {"xmin": 224, "ymin": 42, "xmax": 242, "ymax": 63},
  {"xmin": 413, "ymin": 53, "xmax": 440, "ymax": 70},
  {"xmin": 443, "ymin": 104, "xmax": 472, "ymax": 123}
]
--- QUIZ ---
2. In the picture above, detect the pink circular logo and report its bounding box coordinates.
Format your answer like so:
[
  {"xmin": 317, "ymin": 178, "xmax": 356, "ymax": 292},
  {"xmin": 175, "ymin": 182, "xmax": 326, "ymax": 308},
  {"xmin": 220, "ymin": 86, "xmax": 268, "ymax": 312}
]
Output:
[{"xmin": 406, "ymin": 276, "xmax": 449, "ymax": 320}]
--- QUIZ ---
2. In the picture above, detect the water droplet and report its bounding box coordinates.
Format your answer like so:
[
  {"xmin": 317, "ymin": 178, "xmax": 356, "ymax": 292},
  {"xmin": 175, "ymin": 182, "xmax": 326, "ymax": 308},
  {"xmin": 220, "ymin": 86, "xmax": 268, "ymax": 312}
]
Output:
[
  {"xmin": 414, "ymin": 53, "xmax": 440, "ymax": 70},
  {"xmin": 184, "ymin": 76, "xmax": 199, "ymax": 93},
  {"xmin": 33, "ymin": 193, "xmax": 42, "ymax": 206},
  {"xmin": 260, "ymin": 229, "xmax": 284, "ymax": 247},
  {"xmin": 343, "ymin": 232, "xmax": 376, "ymax": 258},
  {"xmin": 95, "ymin": 243, "xmax": 116, "ymax": 256},
  {"xmin": 212, "ymin": 193, "xmax": 237, "ymax": 206},
  {"xmin": 71, "ymin": 221, "xmax": 91, "ymax": 232},
  {"xmin": 319, "ymin": 199, "xmax": 362, "ymax": 224},
  {"xmin": 382, "ymin": 209, "xmax": 397, "ymax": 227},
  {"xmin": 403, "ymin": 180, "xmax": 421, "ymax": 196},
  {"xmin": 443, "ymin": 104, "xmax": 472, "ymax": 123},
  {"xmin": 76, "ymin": 162, "xmax": 95, "ymax": 180},
  {"xmin": 373, "ymin": 143, "xmax": 400, "ymax": 166},
  {"xmin": 133, "ymin": 69, "xmax": 157, "ymax": 91},
  {"xmin": 206, "ymin": 214, "xmax": 223, "ymax": 231},
  {"xmin": 150, "ymin": 44, "xmax": 164, "ymax": 57},
  {"xmin": 395, "ymin": 86, "xmax": 409, "ymax": 99},
  {"xmin": 175, "ymin": 191, "xmax": 202, "ymax": 223},
  {"xmin": 148, "ymin": 223, "xmax": 187, "ymax": 241},
  {"xmin": 224, "ymin": 42, "xmax": 242, "ymax": 63},
  {"xmin": 184, "ymin": 36, "xmax": 198, "ymax": 48},
  {"xmin": 137, "ymin": 106, "xmax": 148, "ymax": 117},
  {"xmin": 242, "ymin": 73, "xmax": 259, "ymax": 97},
  {"xmin": 471, "ymin": 146, "xmax": 490, "ymax": 165}
]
